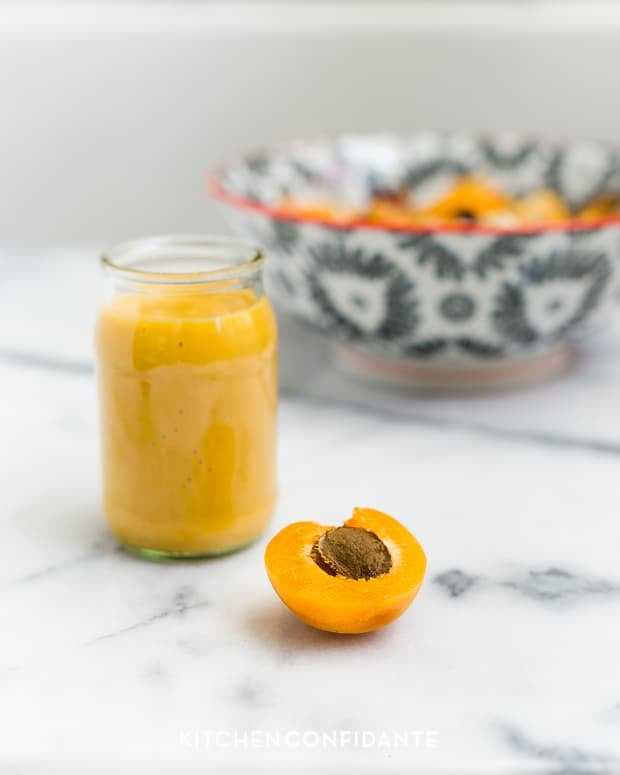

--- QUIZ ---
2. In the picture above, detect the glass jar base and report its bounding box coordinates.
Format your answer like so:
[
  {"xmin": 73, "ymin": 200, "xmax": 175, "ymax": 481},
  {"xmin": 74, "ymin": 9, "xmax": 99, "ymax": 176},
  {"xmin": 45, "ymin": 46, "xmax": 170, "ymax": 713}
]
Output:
[{"xmin": 119, "ymin": 537, "xmax": 260, "ymax": 562}]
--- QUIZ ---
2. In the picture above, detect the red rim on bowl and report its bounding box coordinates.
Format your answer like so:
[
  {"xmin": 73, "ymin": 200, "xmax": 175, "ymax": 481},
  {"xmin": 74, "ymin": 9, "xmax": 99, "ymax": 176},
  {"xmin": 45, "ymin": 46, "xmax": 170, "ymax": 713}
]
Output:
[{"xmin": 208, "ymin": 136, "xmax": 620, "ymax": 237}]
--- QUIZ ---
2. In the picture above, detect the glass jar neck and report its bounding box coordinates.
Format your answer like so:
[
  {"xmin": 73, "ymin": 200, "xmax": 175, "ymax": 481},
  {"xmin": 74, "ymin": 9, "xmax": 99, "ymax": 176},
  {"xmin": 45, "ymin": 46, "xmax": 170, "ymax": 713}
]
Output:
[{"xmin": 101, "ymin": 235, "xmax": 264, "ymax": 299}]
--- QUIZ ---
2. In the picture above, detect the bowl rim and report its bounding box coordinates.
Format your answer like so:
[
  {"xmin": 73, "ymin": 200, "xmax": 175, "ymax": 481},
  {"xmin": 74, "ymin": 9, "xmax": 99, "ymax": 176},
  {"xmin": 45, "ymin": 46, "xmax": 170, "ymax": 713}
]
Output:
[{"xmin": 208, "ymin": 131, "xmax": 620, "ymax": 237}]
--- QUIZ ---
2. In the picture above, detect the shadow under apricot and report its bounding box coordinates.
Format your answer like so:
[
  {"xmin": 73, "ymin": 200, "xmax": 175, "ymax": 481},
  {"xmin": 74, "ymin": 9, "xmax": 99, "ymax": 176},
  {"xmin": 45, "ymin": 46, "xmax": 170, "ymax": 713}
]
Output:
[{"xmin": 246, "ymin": 600, "xmax": 388, "ymax": 655}]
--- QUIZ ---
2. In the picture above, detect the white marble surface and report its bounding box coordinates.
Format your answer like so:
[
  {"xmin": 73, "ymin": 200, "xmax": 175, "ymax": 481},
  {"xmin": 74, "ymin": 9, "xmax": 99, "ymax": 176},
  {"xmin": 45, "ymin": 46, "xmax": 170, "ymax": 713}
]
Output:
[{"xmin": 1, "ymin": 247, "xmax": 620, "ymax": 774}]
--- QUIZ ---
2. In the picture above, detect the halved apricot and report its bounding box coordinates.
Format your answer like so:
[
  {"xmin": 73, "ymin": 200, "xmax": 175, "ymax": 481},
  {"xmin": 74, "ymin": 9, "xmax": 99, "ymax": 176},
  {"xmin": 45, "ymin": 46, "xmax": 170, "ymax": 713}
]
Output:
[
  {"xmin": 577, "ymin": 194, "xmax": 620, "ymax": 221},
  {"xmin": 514, "ymin": 189, "xmax": 570, "ymax": 223},
  {"xmin": 264, "ymin": 507, "xmax": 427, "ymax": 634},
  {"xmin": 420, "ymin": 175, "xmax": 514, "ymax": 223}
]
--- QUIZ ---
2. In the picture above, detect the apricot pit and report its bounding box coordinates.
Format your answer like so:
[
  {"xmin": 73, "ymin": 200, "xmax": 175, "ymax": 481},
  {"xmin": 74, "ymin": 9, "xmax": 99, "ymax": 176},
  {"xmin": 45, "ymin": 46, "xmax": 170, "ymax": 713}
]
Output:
[
  {"xmin": 311, "ymin": 526, "xmax": 392, "ymax": 580},
  {"xmin": 264, "ymin": 507, "xmax": 426, "ymax": 634}
]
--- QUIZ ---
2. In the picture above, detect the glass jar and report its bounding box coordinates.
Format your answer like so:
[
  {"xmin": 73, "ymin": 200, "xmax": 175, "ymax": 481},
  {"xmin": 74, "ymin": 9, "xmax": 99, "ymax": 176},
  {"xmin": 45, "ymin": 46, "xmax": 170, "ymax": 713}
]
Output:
[{"xmin": 95, "ymin": 236, "xmax": 278, "ymax": 558}]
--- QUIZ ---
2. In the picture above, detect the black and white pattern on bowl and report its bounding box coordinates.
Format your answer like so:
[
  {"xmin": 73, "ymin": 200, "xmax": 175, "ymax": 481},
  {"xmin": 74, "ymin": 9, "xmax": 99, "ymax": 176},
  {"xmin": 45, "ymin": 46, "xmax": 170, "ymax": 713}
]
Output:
[
  {"xmin": 216, "ymin": 133, "xmax": 620, "ymax": 365},
  {"xmin": 219, "ymin": 132, "xmax": 620, "ymax": 212}
]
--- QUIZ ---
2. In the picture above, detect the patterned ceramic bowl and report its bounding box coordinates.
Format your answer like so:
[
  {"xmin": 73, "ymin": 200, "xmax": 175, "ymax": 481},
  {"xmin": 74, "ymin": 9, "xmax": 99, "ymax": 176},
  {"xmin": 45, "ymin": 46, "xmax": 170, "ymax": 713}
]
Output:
[{"xmin": 210, "ymin": 132, "xmax": 620, "ymax": 387}]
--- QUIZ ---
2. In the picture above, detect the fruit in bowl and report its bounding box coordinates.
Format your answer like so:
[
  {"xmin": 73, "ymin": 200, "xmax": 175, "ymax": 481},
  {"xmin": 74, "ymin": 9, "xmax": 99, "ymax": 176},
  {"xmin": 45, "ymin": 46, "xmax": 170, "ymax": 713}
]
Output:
[{"xmin": 210, "ymin": 132, "xmax": 620, "ymax": 387}]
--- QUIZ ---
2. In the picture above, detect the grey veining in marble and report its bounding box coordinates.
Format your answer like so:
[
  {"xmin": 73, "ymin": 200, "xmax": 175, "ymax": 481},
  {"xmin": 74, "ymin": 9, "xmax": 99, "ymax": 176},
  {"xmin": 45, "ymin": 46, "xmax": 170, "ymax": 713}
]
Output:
[
  {"xmin": 1, "ymin": 247, "xmax": 620, "ymax": 774},
  {"xmin": 434, "ymin": 567, "xmax": 620, "ymax": 603}
]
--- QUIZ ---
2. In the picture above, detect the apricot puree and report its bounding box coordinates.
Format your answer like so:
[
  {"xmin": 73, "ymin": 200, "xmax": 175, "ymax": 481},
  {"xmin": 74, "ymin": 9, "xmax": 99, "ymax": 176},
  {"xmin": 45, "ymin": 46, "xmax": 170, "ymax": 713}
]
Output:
[{"xmin": 96, "ymin": 289, "xmax": 277, "ymax": 555}]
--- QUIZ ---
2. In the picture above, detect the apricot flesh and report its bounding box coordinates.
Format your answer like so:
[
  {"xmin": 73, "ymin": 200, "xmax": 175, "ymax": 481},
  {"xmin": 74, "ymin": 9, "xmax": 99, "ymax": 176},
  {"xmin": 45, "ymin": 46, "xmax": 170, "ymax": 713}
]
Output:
[{"xmin": 264, "ymin": 507, "xmax": 427, "ymax": 634}]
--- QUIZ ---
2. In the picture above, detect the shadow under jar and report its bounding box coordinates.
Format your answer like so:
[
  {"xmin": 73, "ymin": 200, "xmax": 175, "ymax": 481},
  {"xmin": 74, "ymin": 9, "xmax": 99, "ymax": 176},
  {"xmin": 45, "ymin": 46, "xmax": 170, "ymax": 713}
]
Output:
[{"xmin": 95, "ymin": 236, "xmax": 278, "ymax": 559}]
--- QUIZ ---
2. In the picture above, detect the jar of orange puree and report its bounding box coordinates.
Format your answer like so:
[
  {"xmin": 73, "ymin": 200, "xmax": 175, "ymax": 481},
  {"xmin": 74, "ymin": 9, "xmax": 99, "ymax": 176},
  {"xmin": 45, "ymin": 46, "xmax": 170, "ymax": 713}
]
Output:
[{"xmin": 95, "ymin": 236, "xmax": 278, "ymax": 558}]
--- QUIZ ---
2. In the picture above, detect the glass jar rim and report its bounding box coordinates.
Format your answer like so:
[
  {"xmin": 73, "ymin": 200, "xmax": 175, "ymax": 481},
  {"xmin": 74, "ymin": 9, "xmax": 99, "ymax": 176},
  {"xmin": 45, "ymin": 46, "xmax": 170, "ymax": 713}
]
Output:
[{"xmin": 101, "ymin": 234, "xmax": 263, "ymax": 284}]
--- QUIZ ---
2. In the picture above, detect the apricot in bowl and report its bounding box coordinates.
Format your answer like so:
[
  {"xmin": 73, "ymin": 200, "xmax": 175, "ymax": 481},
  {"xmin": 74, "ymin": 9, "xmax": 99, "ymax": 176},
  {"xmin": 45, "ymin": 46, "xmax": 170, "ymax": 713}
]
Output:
[{"xmin": 264, "ymin": 507, "xmax": 426, "ymax": 634}]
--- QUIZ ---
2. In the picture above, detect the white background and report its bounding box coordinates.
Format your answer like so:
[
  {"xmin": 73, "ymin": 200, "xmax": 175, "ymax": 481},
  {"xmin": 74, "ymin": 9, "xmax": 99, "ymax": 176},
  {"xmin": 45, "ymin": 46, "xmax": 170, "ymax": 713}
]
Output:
[{"xmin": 2, "ymin": 0, "xmax": 620, "ymax": 243}]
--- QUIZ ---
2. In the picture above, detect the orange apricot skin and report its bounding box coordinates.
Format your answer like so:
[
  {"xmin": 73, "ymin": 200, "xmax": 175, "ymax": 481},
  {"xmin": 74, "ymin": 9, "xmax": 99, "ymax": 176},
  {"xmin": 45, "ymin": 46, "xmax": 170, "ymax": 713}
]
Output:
[{"xmin": 264, "ymin": 507, "xmax": 427, "ymax": 634}]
